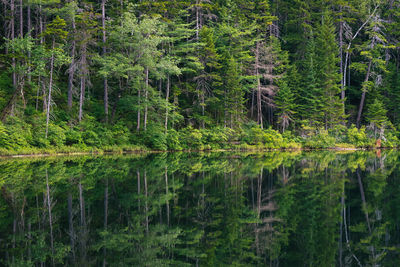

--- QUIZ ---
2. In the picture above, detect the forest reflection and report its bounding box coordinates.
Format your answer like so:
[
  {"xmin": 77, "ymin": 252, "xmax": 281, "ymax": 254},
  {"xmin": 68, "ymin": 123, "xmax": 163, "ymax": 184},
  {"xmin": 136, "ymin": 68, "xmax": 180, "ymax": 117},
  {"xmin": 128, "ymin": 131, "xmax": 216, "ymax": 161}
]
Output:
[{"xmin": 0, "ymin": 150, "xmax": 399, "ymax": 266}]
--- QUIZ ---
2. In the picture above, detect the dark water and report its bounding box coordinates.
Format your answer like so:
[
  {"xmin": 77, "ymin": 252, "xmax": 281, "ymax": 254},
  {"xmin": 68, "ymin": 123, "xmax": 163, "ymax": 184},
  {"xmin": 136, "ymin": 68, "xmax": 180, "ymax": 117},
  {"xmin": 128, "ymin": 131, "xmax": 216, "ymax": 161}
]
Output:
[{"xmin": 0, "ymin": 151, "xmax": 399, "ymax": 266}]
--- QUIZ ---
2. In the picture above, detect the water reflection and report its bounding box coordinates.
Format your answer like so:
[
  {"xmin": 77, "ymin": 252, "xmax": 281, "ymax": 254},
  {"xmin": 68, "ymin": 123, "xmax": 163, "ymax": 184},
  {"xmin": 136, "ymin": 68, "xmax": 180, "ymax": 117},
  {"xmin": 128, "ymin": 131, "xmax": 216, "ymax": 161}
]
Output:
[{"xmin": 0, "ymin": 150, "xmax": 399, "ymax": 266}]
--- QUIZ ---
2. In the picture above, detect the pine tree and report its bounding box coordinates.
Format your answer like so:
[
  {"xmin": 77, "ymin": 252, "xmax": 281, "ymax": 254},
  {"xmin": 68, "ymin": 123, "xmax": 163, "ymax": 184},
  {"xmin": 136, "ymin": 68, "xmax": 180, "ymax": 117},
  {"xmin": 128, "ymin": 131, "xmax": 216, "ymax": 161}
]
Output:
[
  {"xmin": 315, "ymin": 12, "xmax": 345, "ymax": 129},
  {"xmin": 297, "ymin": 31, "xmax": 323, "ymax": 127}
]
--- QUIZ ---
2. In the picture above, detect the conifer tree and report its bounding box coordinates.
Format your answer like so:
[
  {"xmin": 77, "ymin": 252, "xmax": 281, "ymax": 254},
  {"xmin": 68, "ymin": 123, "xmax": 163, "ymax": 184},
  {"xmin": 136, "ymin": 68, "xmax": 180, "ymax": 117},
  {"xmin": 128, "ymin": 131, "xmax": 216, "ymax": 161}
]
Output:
[{"xmin": 315, "ymin": 12, "xmax": 345, "ymax": 129}]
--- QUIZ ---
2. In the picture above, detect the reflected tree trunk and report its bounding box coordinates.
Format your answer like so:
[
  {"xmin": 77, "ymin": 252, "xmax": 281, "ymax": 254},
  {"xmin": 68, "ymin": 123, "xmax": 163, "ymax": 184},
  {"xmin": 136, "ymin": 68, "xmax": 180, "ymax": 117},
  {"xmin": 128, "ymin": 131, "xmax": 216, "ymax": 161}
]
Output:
[
  {"xmin": 137, "ymin": 170, "xmax": 141, "ymax": 211},
  {"xmin": 144, "ymin": 170, "xmax": 149, "ymax": 234},
  {"xmin": 79, "ymin": 181, "xmax": 87, "ymax": 261},
  {"xmin": 103, "ymin": 179, "xmax": 108, "ymax": 267},
  {"xmin": 68, "ymin": 192, "xmax": 76, "ymax": 262},
  {"xmin": 165, "ymin": 167, "xmax": 170, "ymax": 226},
  {"xmin": 46, "ymin": 170, "xmax": 55, "ymax": 265}
]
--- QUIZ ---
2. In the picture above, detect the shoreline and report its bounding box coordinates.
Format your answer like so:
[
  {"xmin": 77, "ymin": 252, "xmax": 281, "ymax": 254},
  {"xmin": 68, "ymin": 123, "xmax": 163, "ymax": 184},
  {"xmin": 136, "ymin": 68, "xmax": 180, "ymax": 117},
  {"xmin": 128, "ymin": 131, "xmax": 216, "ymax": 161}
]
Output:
[{"xmin": 0, "ymin": 145, "xmax": 395, "ymax": 159}]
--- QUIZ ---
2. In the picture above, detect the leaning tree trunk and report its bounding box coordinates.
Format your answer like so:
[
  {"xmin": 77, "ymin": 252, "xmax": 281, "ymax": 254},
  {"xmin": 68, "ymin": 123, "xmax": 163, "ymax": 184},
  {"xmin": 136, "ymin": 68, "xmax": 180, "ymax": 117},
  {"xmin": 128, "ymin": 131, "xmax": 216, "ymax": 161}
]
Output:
[
  {"xmin": 45, "ymin": 39, "xmax": 55, "ymax": 138},
  {"xmin": 356, "ymin": 60, "xmax": 372, "ymax": 128},
  {"xmin": 46, "ymin": 170, "xmax": 55, "ymax": 265}
]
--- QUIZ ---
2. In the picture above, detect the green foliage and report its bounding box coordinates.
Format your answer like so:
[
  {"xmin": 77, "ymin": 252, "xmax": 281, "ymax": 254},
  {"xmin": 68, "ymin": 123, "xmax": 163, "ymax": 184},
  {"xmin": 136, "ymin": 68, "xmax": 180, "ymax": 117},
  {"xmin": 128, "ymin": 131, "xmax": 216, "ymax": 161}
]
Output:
[
  {"xmin": 302, "ymin": 129, "xmax": 336, "ymax": 149},
  {"xmin": 347, "ymin": 125, "xmax": 370, "ymax": 147}
]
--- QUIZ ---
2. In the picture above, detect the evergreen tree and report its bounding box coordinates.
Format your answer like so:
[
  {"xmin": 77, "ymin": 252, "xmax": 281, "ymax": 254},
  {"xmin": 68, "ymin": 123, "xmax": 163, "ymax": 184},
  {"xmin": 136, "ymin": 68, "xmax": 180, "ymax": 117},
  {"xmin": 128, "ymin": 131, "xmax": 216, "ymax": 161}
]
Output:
[{"xmin": 315, "ymin": 12, "xmax": 345, "ymax": 129}]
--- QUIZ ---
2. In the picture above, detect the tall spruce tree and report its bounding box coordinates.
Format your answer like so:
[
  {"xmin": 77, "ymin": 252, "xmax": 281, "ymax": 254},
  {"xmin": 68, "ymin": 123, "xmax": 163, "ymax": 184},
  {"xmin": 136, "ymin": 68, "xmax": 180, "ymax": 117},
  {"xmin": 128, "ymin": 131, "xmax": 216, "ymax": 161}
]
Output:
[{"xmin": 315, "ymin": 12, "xmax": 345, "ymax": 129}]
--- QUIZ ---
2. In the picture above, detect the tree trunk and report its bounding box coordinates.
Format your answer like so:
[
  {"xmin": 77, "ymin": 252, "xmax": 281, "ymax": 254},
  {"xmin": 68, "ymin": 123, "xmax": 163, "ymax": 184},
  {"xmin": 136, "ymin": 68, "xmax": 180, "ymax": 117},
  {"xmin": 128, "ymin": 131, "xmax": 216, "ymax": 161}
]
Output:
[
  {"xmin": 103, "ymin": 179, "xmax": 108, "ymax": 267},
  {"xmin": 144, "ymin": 170, "xmax": 149, "ymax": 234},
  {"xmin": 137, "ymin": 170, "xmax": 141, "ymax": 211},
  {"xmin": 78, "ymin": 44, "xmax": 87, "ymax": 122},
  {"xmin": 46, "ymin": 170, "xmax": 55, "ymax": 264},
  {"xmin": 68, "ymin": 7, "xmax": 76, "ymax": 110},
  {"xmin": 27, "ymin": 3, "xmax": 31, "ymax": 83},
  {"xmin": 256, "ymin": 42, "xmax": 263, "ymax": 129},
  {"xmin": 164, "ymin": 75, "xmax": 170, "ymax": 132},
  {"xmin": 19, "ymin": 0, "xmax": 23, "ymax": 37},
  {"xmin": 102, "ymin": 0, "xmax": 109, "ymax": 121},
  {"xmin": 137, "ymin": 87, "xmax": 141, "ymax": 131},
  {"xmin": 356, "ymin": 60, "xmax": 372, "ymax": 128},
  {"xmin": 11, "ymin": 0, "xmax": 16, "ymax": 90},
  {"xmin": 165, "ymin": 167, "xmax": 170, "ymax": 226},
  {"xmin": 144, "ymin": 68, "xmax": 149, "ymax": 130},
  {"xmin": 45, "ymin": 39, "xmax": 55, "ymax": 138},
  {"xmin": 68, "ymin": 193, "xmax": 75, "ymax": 262}
]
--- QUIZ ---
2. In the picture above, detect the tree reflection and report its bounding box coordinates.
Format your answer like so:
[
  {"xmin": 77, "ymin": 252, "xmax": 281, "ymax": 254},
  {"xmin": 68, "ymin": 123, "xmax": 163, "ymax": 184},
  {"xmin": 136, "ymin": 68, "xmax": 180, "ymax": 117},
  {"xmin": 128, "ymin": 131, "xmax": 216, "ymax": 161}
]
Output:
[{"xmin": 0, "ymin": 151, "xmax": 399, "ymax": 266}]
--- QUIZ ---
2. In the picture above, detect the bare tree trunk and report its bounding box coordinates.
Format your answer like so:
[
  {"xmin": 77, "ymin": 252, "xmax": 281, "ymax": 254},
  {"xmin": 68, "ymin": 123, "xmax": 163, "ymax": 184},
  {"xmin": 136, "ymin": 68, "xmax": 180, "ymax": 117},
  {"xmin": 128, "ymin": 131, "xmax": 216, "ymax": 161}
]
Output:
[
  {"xmin": 102, "ymin": 0, "xmax": 109, "ymax": 121},
  {"xmin": 356, "ymin": 60, "xmax": 372, "ymax": 128},
  {"xmin": 103, "ymin": 179, "xmax": 108, "ymax": 267},
  {"xmin": 78, "ymin": 44, "xmax": 87, "ymax": 122},
  {"xmin": 79, "ymin": 181, "xmax": 87, "ymax": 260},
  {"xmin": 27, "ymin": 3, "xmax": 31, "ymax": 83},
  {"xmin": 45, "ymin": 39, "xmax": 55, "ymax": 138},
  {"xmin": 144, "ymin": 170, "xmax": 149, "ymax": 234},
  {"xmin": 137, "ymin": 170, "xmax": 141, "ymax": 211},
  {"xmin": 343, "ymin": 5, "xmax": 379, "ymax": 101},
  {"xmin": 255, "ymin": 42, "xmax": 263, "ymax": 129},
  {"xmin": 137, "ymin": 87, "xmax": 141, "ymax": 131},
  {"xmin": 19, "ymin": 0, "xmax": 23, "ymax": 37},
  {"xmin": 165, "ymin": 167, "xmax": 170, "ymax": 226},
  {"xmin": 164, "ymin": 75, "xmax": 170, "ymax": 132},
  {"xmin": 11, "ymin": 0, "xmax": 17, "ymax": 90},
  {"xmin": 68, "ymin": 5, "xmax": 76, "ymax": 110},
  {"xmin": 144, "ymin": 68, "xmax": 149, "ymax": 130},
  {"xmin": 46, "ymin": 170, "xmax": 55, "ymax": 265},
  {"xmin": 68, "ymin": 193, "xmax": 75, "ymax": 263}
]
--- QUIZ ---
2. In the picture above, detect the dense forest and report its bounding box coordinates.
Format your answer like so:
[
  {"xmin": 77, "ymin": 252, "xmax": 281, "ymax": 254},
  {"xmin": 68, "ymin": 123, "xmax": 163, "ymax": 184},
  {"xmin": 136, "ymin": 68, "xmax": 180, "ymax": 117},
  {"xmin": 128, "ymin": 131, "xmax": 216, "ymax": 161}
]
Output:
[{"xmin": 0, "ymin": 0, "xmax": 399, "ymax": 152}]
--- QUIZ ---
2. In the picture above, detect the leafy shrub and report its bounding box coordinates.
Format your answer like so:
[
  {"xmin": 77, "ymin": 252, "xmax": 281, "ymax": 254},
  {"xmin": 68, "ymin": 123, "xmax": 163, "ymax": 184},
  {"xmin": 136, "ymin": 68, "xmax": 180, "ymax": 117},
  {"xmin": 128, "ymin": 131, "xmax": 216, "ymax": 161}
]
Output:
[
  {"xmin": 0, "ymin": 122, "xmax": 11, "ymax": 149},
  {"xmin": 166, "ymin": 129, "xmax": 182, "ymax": 150},
  {"xmin": 82, "ymin": 130, "xmax": 100, "ymax": 147},
  {"xmin": 4, "ymin": 117, "xmax": 32, "ymax": 149},
  {"xmin": 346, "ymin": 125, "xmax": 369, "ymax": 147},
  {"xmin": 47, "ymin": 123, "xmax": 66, "ymax": 147},
  {"xmin": 141, "ymin": 125, "xmax": 167, "ymax": 150},
  {"xmin": 303, "ymin": 129, "xmax": 336, "ymax": 148},
  {"xmin": 65, "ymin": 128, "xmax": 83, "ymax": 146},
  {"xmin": 111, "ymin": 123, "xmax": 130, "ymax": 145},
  {"xmin": 382, "ymin": 131, "xmax": 399, "ymax": 148},
  {"xmin": 180, "ymin": 126, "xmax": 203, "ymax": 150}
]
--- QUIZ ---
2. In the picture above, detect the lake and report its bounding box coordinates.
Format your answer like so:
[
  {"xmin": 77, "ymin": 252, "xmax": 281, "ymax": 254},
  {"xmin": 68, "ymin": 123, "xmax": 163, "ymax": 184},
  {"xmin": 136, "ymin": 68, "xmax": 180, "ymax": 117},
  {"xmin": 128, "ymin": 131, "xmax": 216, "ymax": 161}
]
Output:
[{"xmin": 0, "ymin": 150, "xmax": 399, "ymax": 266}]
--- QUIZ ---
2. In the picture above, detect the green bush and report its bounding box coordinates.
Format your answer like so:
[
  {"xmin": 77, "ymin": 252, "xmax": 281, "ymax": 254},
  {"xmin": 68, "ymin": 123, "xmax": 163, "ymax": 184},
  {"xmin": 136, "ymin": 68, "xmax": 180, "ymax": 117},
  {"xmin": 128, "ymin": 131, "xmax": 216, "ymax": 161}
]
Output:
[
  {"xmin": 166, "ymin": 129, "xmax": 182, "ymax": 150},
  {"xmin": 140, "ymin": 125, "xmax": 167, "ymax": 151},
  {"xmin": 47, "ymin": 123, "xmax": 66, "ymax": 147},
  {"xmin": 82, "ymin": 130, "xmax": 100, "ymax": 147},
  {"xmin": 0, "ymin": 122, "xmax": 11, "ymax": 149},
  {"xmin": 111, "ymin": 123, "xmax": 130, "ymax": 145},
  {"xmin": 346, "ymin": 125, "xmax": 370, "ymax": 147},
  {"xmin": 303, "ymin": 129, "xmax": 336, "ymax": 148},
  {"xmin": 4, "ymin": 117, "xmax": 32, "ymax": 149},
  {"xmin": 65, "ymin": 128, "xmax": 83, "ymax": 146},
  {"xmin": 180, "ymin": 126, "xmax": 203, "ymax": 150}
]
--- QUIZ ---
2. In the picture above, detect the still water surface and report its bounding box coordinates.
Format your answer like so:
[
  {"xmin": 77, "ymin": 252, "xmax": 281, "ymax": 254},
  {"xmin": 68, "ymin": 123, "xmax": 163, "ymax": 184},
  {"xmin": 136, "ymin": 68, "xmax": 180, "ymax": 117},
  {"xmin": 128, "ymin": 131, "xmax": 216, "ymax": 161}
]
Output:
[{"xmin": 0, "ymin": 151, "xmax": 399, "ymax": 266}]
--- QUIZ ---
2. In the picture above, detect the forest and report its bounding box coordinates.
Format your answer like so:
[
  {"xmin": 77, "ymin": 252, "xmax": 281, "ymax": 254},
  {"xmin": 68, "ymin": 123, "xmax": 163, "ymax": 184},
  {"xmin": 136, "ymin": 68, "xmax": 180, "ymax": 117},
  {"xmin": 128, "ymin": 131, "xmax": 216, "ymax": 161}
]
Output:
[{"xmin": 0, "ymin": 0, "xmax": 399, "ymax": 153}]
